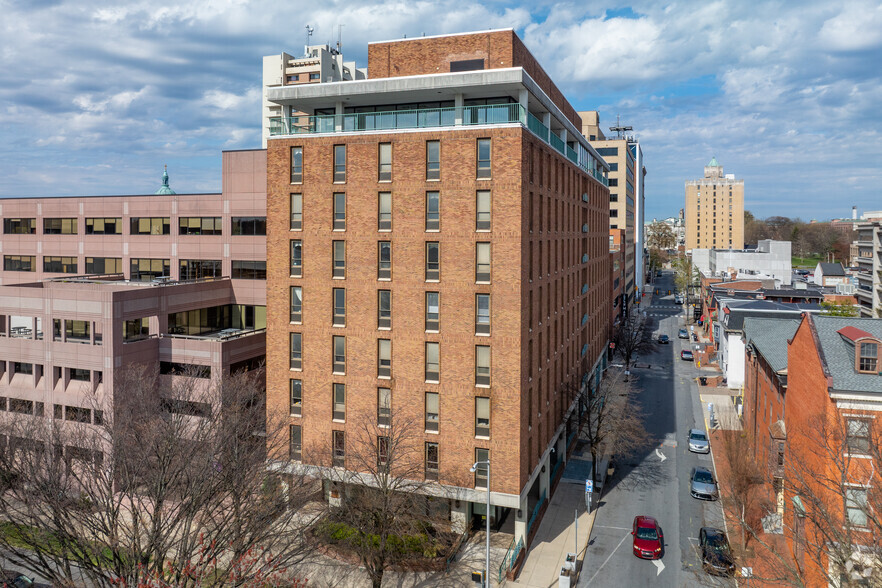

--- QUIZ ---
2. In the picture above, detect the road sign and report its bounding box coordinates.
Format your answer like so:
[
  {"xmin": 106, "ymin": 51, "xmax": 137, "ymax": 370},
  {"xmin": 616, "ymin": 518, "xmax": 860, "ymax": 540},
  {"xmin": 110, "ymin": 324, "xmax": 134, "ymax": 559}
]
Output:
[{"xmin": 585, "ymin": 479, "xmax": 593, "ymax": 494}]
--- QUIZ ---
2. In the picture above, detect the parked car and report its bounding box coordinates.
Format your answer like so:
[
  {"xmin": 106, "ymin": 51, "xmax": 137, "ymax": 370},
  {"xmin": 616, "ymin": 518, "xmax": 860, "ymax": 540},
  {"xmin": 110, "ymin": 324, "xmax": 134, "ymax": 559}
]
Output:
[
  {"xmin": 699, "ymin": 527, "xmax": 736, "ymax": 576},
  {"xmin": 657, "ymin": 334, "xmax": 670, "ymax": 344},
  {"xmin": 681, "ymin": 349, "xmax": 694, "ymax": 361},
  {"xmin": 631, "ymin": 515, "xmax": 664, "ymax": 560},
  {"xmin": 690, "ymin": 467, "xmax": 719, "ymax": 500},
  {"xmin": 678, "ymin": 328, "xmax": 689, "ymax": 339},
  {"xmin": 1, "ymin": 570, "xmax": 52, "ymax": 588},
  {"xmin": 674, "ymin": 295, "xmax": 684, "ymax": 304},
  {"xmin": 688, "ymin": 429, "xmax": 710, "ymax": 453}
]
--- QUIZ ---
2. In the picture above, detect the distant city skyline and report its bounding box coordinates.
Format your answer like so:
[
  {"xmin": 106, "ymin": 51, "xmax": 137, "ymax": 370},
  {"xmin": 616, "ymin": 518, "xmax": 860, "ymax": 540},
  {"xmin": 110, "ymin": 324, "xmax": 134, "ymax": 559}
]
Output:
[{"xmin": 1, "ymin": 0, "xmax": 880, "ymax": 221}]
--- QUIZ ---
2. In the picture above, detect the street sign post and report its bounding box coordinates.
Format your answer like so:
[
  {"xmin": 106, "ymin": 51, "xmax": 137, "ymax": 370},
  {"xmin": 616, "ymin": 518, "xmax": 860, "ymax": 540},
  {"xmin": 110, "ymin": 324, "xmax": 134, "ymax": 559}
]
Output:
[{"xmin": 585, "ymin": 479, "xmax": 593, "ymax": 512}]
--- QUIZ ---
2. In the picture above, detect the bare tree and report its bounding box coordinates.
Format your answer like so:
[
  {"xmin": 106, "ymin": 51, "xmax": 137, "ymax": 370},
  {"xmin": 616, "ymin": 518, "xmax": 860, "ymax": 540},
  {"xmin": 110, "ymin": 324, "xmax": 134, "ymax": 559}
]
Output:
[
  {"xmin": 646, "ymin": 220, "xmax": 677, "ymax": 253},
  {"xmin": 717, "ymin": 431, "xmax": 769, "ymax": 550},
  {"xmin": 0, "ymin": 365, "xmax": 314, "ymax": 587},
  {"xmin": 314, "ymin": 411, "xmax": 455, "ymax": 588},
  {"xmin": 613, "ymin": 314, "xmax": 652, "ymax": 373}
]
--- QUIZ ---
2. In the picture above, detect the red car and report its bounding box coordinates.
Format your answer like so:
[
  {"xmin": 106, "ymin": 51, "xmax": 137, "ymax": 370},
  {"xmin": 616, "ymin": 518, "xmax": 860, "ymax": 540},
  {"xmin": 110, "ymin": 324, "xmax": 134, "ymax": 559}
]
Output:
[{"xmin": 632, "ymin": 515, "xmax": 664, "ymax": 559}]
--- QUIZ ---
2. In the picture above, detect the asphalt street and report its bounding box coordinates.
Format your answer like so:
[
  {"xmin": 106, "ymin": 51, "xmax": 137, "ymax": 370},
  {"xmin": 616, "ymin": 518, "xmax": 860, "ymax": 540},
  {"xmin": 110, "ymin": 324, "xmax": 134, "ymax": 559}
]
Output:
[{"xmin": 578, "ymin": 271, "xmax": 735, "ymax": 588}]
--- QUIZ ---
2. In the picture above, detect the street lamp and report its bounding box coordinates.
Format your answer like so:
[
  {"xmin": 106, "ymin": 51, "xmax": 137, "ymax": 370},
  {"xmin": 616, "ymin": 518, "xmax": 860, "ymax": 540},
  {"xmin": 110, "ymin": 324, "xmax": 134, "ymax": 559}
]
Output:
[{"xmin": 471, "ymin": 459, "xmax": 491, "ymax": 587}]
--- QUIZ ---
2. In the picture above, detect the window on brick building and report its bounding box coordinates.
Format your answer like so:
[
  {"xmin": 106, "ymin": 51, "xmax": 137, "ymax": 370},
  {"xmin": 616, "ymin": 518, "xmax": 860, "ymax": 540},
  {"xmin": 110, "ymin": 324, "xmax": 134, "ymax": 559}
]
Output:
[
  {"xmin": 290, "ymin": 286, "xmax": 302, "ymax": 323},
  {"xmin": 476, "ymin": 190, "xmax": 491, "ymax": 231},
  {"xmin": 43, "ymin": 218, "xmax": 77, "ymax": 234},
  {"xmin": 425, "ymin": 342, "xmax": 440, "ymax": 382},
  {"xmin": 846, "ymin": 419, "xmax": 871, "ymax": 455},
  {"xmin": 332, "ymin": 384, "xmax": 346, "ymax": 421},
  {"xmin": 377, "ymin": 290, "xmax": 391, "ymax": 329},
  {"xmin": 332, "ymin": 241, "xmax": 345, "ymax": 278},
  {"xmin": 290, "ymin": 379, "xmax": 302, "ymax": 416},
  {"xmin": 333, "ymin": 192, "xmax": 346, "ymax": 230},
  {"xmin": 425, "ymin": 442, "xmax": 439, "ymax": 480},
  {"xmin": 378, "ymin": 388, "xmax": 391, "ymax": 427},
  {"xmin": 378, "ymin": 241, "xmax": 392, "ymax": 279},
  {"xmin": 474, "ymin": 448, "xmax": 489, "ymax": 488},
  {"xmin": 476, "ymin": 243, "xmax": 491, "ymax": 283},
  {"xmin": 476, "ymin": 294, "xmax": 490, "ymax": 335},
  {"xmin": 858, "ymin": 341, "xmax": 879, "ymax": 373},
  {"xmin": 377, "ymin": 435, "xmax": 390, "ymax": 468},
  {"xmin": 425, "ymin": 392, "xmax": 439, "ymax": 432},
  {"xmin": 290, "ymin": 147, "xmax": 303, "ymax": 184},
  {"xmin": 425, "ymin": 242, "xmax": 440, "ymax": 281},
  {"xmin": 846, "ymin": 487, "xmax": 868, "ymax": 527},
  {"xmin": 425, "ymin": 191, "xmax": 440, "ymax": 231},
  {"xmin": 425, "ymin": 292, "xmax": 440, "ymax": 331},
  {"xmin": 475, "ymin": 397, "xmax": 490, "ymax": 438},
  {"xmin": 332, "ymin": 336, "xmax": 346, "ymax": 374},
  {"xmin": 377, "ymin": 339, "xmax": 392, "ymax": 378},
  {"xmin": 476, "ymin": 139, "xmax": 491, "ymax": 179},
  {"xmin": 475, "ymin": 345, "xmax": 490, "ymax": 387},
  {"xmin": 332, "ymin": 430, "xmax": 345, "ymax": 466},
  {"xmin": 332, "ymin": 288, "xmax": 345, "ymax": 327},
  {"xmin": 378, "ymin": 143, "xmax": 392, "ymax": 182},
  {"xmin": 289, "ymin": 424, "xmax": 302, "ymax": 461},
  {"xmin": 289, "ymin": 333, "xmax": 302, "ymax": 370},
  {"xmin": 290, "ymin": 193, "xmax": 302, "ymax": 230},
  {"xmin": 378, "ymin": 192, "xmax": 392, "ymax": 231},
  {"xmin": 333, "ymin": 145, "xmax": 346, "ymax": 182},
  {"xmin": 426, "ymin": 141, "xmax": 440, "ymax": 180}
]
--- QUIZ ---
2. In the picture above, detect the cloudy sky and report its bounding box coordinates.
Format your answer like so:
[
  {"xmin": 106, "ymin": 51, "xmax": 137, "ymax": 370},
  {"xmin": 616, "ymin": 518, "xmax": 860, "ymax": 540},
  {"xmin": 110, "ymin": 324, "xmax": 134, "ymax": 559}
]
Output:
[{"xmin": 1, "ymin": 0, "xmax": 880, "ymax": 221}]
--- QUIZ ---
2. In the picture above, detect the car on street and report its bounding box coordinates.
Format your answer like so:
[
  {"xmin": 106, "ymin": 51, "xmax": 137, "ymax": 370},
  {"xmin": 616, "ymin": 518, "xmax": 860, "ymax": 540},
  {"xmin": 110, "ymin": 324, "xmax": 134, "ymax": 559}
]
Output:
[
  {"xmin": 1, "ymin": 570, "xmax": 52, "ymax": 588},
  {"xmin": 674, "ymin": 295, "xmax": 684, "ymax": 304},
  {"xmin": 690, "ymin": 466, "xmax": 719, "ymax": 500},
  {"xmin": 678, "ymin": 328, "xmax": 689, "ymax": 339},
  {"xmin": 631, "ymin": 515, "xmax": 664, "ymax": 560},
  {"xmin": 699, "ymin": 527, "xmax": 736, "ymax": 576},
  {"xmin": 657, "ymin": 334, "xmax": 670, "ymax": 344},
  {"xmin": 680, "ymin": 349, "xmax": 694, "ymax": 361},
  {"xmin": 688, "ymin": 428, "xmax": 710, "ymax": 453}
]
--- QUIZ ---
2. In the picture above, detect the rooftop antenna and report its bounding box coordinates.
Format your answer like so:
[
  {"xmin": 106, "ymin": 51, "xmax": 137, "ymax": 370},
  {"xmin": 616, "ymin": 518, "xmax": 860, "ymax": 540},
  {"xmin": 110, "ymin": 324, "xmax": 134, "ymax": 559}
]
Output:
[
  {"xmin": 609, "ymin": 114, "xmax": 632, "ymax": 139},
  {"xmin": 337, "ymin": 24, "xmax": 344, "ymax": 53},
  {"xmin": 304, "ymin": 25, "xmax": 314, "ymax": 57}
]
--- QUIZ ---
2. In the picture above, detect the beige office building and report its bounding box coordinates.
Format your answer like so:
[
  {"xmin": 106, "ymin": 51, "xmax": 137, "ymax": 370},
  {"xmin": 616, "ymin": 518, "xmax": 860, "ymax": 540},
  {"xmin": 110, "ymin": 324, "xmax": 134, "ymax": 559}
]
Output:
[{"xmin": 685, "ymin": 157, "xmax": 744, "ymax": 250}]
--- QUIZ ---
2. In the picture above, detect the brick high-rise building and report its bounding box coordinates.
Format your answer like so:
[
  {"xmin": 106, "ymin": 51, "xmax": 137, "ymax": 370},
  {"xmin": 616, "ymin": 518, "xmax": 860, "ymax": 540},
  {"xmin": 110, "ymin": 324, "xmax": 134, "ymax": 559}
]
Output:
[
  {"xmin": 685, "ymin": 157, "xmax": 744, "ymax": 250},
  {"xmin": 264, "ymin": 29, "xmax": 611, "ymax": 548}
]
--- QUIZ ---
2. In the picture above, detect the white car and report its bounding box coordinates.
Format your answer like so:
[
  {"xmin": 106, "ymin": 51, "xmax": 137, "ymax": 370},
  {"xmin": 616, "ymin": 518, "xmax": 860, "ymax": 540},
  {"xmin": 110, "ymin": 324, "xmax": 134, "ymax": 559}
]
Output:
[
  {"xmin": 674, "ymin": 295, "xmax": 684, "ymax": 304},
  {"xmin": 688, "ymin": 429, "xmax": 710, "ymax": 453}
]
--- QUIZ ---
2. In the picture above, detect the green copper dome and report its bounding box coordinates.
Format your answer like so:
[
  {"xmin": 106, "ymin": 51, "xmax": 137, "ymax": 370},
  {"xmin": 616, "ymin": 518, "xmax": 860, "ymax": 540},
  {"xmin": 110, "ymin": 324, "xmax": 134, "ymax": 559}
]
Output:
[
  {"xmin": 154, "ymin": 165, "xmax": 176, "ymax": 195},
  {"xmin": 707, "ymin": 156, "xmax": 720, "ymax": 167}
]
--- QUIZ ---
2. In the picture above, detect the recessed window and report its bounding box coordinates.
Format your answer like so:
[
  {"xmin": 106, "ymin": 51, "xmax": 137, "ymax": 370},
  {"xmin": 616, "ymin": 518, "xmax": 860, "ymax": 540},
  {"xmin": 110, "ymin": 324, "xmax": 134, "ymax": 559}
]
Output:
[
  {"xmin": 475, "ymin": 345, "xmax": 490, "ymax": 387},
  {"xmin": 425, "ymin": 392, "xmax": 439, "ymax": 432},
  {"xmin": 290, "ymin": 379, "xmax": 302, "ymax": 416},
  {"xmin": 846, "ymin": 487, "xmax": 868, "ymax": 527},
  {"xmin": 425, "ymin": 442, "xmax": 439, "ymax": 480},
  {"xmin": 130, "ymin": 258, "xmax": 170, "ymax": 281},
  {"xmin": 476, "ymin": 294, "xmax": 490, "ymax": 335},
  {"xmin": 85, "ymin": 257, "xmax": 122, "ymax": 274},
  {"xmin": 378, "ymin": 143, "xmax": 392, "ymax": 181},
  {"xmin": 425, "ymin": 192, "xmax": 440, "ymax": 231},
  {"xmin": 290, "ymin": 286, "xmax": 302, "ymax": 323},
  {"xmin": 332, "ymin": 336, "xmax": 346, "ymax": 374},
  {"xmin": 130, "ymin": 217, "xmax": 170, "ymax": 236},
  {"xmin": 289, "ymin": 333, "xmax": 302, "ymax": 370},
  {"xmin": 231, "ymin": 217, "xmax": 266, "ymax": 236},
  {"xmin": 85, "ymin": 217, "xmax": 122, "ymax": 235},
  {"xmin": 291, "ymin": 147, "xmax": 303, "ymax": 184},
  {"xmin": 378, "ymin": 242, "xmax": 392, "ymax": 280},
  {"xmin": 4, "ymin": 218, "xmax": 36, "ymax": 234},
  {"xmin": 475, "ymin": 397, "xmax": 490, "ymax": 437},
  {"xmin": 178, "ymin": 217, "xmax": 222, "ymax": 235},
  {"xmin": 476, "ymin": 139, "xmax": 491, "ymax": 179},
  {"xmin": 378, "ymin": 192, "xmax": 392, "ymax": 231},
  {"xmin": 425, "ymin": 242, "xmax": 440, "ymax": 281},
  {"xmin": 476, "ymin": 191, "xmax": 491, "ymax": 231},
  {"xmin": 378, "ymin": 388, "xmax": 391, "ymax": 427},
  {"xmin": 332, "ymin": 241, "xmax": 346, "ymax": 278},
  {"xmin": 43, "ymin": 256, "xmax": 78, "ymax": 274},
  {"xmin": 231, "ymin": 261, "xmax": 266, "ymax": 280},
  {"xmin": 474, "ymin": 448, "xmax": 489, "ymax": 488},
  {"xmin": 123, "ymin": 318, "xmax": 149, "ymax": 342},
  {"xmin": 290, "ymin": 240, "xmax": 303, "ymax": 277},
  {"xmin": 425, "ymin": 342, "xmax": 440, "ymax": 382},
  {"xmin": 3, "ymin": 255, "xmax": 36, "ymax": 272},
  {"xmin": 333, "ymin": 288, "xmax": 346, "ymax": 327},
  {"xmin": 426, "ymin": 141, "xmax": 440, "ymax": 181},
  {"xmin": 290, "ymin": 194, "xmax": 302, "ymax": 230},
  {"xmin": 332, "ymin": 430, "xmax": 345, "ymax": 467},
  {"xmin": 333, "ymin": 145, "xmax": 346, "ymax": 182},
  {"xmin": 333, "ymin": 192, "xmax": 346, "ymax": 230},
  {"xmin": 846, "ymin": 419, "xmax": 871, "ymax": 455},
  {"xmin": 179, "ymin": 259, "xmax": 221, "ymax": 280},
  {"xmin": 858, "ymin": 341, "xmax": 878, "ymax": 373},
  {"xmin": 425, "ymin": 292, "xmax": 440, "ymax": 331},
  {"xmin": 378, "ymin": 339, "xmax": 392, "ymax": 378},
  {"xmin": 290, "ymin": 424, "xmax": 302, "ymax": 461},
  {"xmin": 377, "ymin": 435, "xmax": 390, "ymax": 468},
  {"xmin": 43, "ymin": 218, "xmax": 77, "ymax": 235},
  {"xmin": 377, "ymin": 290, "xmax": 391, "ymax": 329},
  {"xmin": 476, "ymin": 243, "xmax": 491, "ymax": 283},
  {"xmin": 333, "ymin": 383, "xmax": 346, "ymax": 421}
]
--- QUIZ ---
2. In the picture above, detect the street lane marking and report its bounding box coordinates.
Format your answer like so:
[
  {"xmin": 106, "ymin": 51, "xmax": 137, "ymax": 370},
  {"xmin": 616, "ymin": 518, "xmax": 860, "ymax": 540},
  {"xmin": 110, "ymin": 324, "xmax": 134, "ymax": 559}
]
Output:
[
  {"xmin": 585, "ymin": 531, "xmax": 630, "ymax": 586},
  {"xmin": 593, "ymin": 525, "xmax": 632, "ymax": 531},
  {"xmin": 653, "ymin": 559, "xmax": 666, "ymax": 576},
  {"xmin": 655, "ymin": 448, "xmax": 667, "ymax": 462}
]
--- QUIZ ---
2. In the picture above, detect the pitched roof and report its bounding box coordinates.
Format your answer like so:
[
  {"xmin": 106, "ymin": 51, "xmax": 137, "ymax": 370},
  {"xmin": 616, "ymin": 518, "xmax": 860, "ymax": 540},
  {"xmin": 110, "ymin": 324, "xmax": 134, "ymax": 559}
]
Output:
[
  {"xmin": 812, "ymin": 316, "xmax": 882, "ymax": 393},
  {"xmin": 818, "ymin": 262, "xmax": 845, "ymax": 276},
  {"xmin": 720, "ymin": 300, "xmax": 821, "ymax": 331},
  {"xmin": 744, "ymin": 317, "xmax": 802, "ymax": 374},
  {"xmin": 837, "ymin": 326, "xmax": 875, "ymax": 342}
]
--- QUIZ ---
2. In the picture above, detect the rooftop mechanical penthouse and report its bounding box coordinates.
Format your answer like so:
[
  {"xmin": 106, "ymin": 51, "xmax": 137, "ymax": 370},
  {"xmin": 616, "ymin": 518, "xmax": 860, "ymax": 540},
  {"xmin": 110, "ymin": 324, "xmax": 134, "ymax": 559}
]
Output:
[{"xmin": 264, "ymin": 29, "xmax": 612, "ymax": 550}]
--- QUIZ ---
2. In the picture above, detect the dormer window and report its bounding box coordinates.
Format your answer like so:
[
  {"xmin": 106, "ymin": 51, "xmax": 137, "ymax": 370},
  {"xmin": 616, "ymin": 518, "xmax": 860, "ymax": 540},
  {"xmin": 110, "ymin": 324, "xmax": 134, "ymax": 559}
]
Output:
[
  {"xmin": 859, "ymin": 341, "xmax": 878, "ymax": 373},
  {"xmin": 836, "ymin": 326, "xmax": 881, "ymax": 374}
]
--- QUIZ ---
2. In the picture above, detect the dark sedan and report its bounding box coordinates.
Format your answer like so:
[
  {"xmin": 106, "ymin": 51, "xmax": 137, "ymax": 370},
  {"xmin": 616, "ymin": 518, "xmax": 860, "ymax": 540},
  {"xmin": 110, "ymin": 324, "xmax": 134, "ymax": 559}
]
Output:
[{"xmin": 699, "ymin": 527, "xmax": 736, "ymax": 576}]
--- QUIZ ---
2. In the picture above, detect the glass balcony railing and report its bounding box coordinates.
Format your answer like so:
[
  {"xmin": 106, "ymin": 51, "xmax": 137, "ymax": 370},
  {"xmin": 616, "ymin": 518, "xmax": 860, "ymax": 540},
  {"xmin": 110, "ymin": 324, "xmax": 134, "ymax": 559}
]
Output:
[{"xmin": 269, "ymin": 104, "xmax": 609, "ymax": 186}]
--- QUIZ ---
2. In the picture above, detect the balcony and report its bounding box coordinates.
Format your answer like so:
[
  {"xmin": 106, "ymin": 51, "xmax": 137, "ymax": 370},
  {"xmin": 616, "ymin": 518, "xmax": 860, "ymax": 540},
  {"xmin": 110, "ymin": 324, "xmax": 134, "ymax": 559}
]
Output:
[{"xmin": 269, "ymin": 104, "xmax": 609, "ymax": 187}]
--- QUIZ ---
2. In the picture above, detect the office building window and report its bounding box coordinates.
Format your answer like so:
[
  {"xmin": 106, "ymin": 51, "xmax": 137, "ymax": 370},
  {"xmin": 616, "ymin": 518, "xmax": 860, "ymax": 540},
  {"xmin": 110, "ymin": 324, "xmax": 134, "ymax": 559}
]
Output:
[
  {"xmin": 291, "ymin": 147, "xmax": 303, "ymax": 184},
  {"xmin": 476, "ymin": 138, "xmax": 491, "ymax": 179},
  {"xmin": 290, "ymin": 286, "xmax": 302, "ymax": 323},
  {"xmin": 846, "ymin": 419, "xmax": 871, "ymax": 454},
  {"xmin": 333, "ymin": 144, "xmax": 346, "ymax": 182},
  {"xmin": 332, "ymin": 288, "xmax": 346, "ymax": 327},
  {"xmin": 426, "ymin": 140, "xmax": 440, "ymax": 180},
  {"xmin": 4, "ymin": 255, "xmax": 35, "ymax": 272},
  {"xmin": 332, "ymin": 241, "xmax": 345, "ymax": 278},
  {"xmin": 43, "ymin": 256, "xmax": 78, "ymax": 274},
  {"xmin": 290, "ymin": 194, "xmax": 302, "ymax": 230},
  {"xmin": 378, "ymin": 192, "xmax": 392, "ymax": 231},
  {"xmin": 425, "ymin": 292, "xmax": 440, "ymax": 331},
  {"xmin": 475, "ymin": 345, "xmax": 490, "ymax": 387},
  {"xmin": 231, "ymin": 261, "xmax": 266, "ymax": 279},
  {"xmin": 377, "ymin": 290, "xmax": 391, "ymax": 329},
  {"xmin": 123, "ymin": 318, "xmax": 149, "ymax": 342},
  {"xmin": 332, "ymin": 336, "xmax": 346, "ymax": 374},
  {"xmin": 425, "ymin": 442, "xmax": 439, "ymax": 480},
  {"xmin": 474, "ymin": 448, "xmax": 489, "ymax": 488},
  {"xmin": 425, "ymin": 342, "xmax": 440, "ymax": 382},
  {"xmin": 43, "ymin": 218, "xmax": 77, "ymax": 234},
  {"xmin": 332, "ymin": 383, "xmax": 346, "ymax": 421},
  {"xmin": 476, "ymin": 242, "xmax": 491, "ymax": 282},
  {"xmin": 378, "ymin": 241, "xmax": 392, "ymax": 279},
  {"xmin": 378, "ymin": 142, "xmax": 392, "ymax": 181},
  {"xmin": 178, "ymin": 217, "xmax": 222, "ymax": 235},
  {"xmin": 289, "ymin": 424, "xmax": 302, "ymax": 461},
  {"xmin": 332, "ymin": 430, "xmax": 345, "ymax": 466},
  {"xmin": 378, "ymin": 339, "xmax": 392, "ymax": 378},
  {"xmin": 179, "ymin": 259, "xmax": 221, "ymax": 280},
  {"xmin": 85, "ymin": 217, "xmax": 122, "ymax": 235},
  {"xmin": 425, "ymin": 191, "xmax": 440, "ymax": 231},
  {"xmin": 475, "ymin": 397, "xmax": 490, "ymax": 437},
  {"xmin": 476, "ymin": 190, "xmax": 491, "ymax": 231},
  {"xmin": 290, "ymin": 379, "xmax": 302, "ymax": 416},
  {"xmin": 425, "ymin": 392, "xmax": 439, "ymax": 433},
  {"xmin": 378, "ymin": 388, "xmax": 391, "ymax": 427},
  {"xmin": 130, "ymin": 258, "xmax": 170, "ymax": 281},
  {"xmin": 290, "ymin": 240, "xmax": 303, "ymax": 277},
  {"xmin": 425, "ymin": 242, "xmax": 440, "ymax": 281},
  {"xmin": 130, "ymin": 217, "xmax": 170, "ymax": 235},
  {"xmin": 289, "ymin": 333, "xmax": 302, "ymax": 370},
  {"xmin": 333, "ymin": 192, "xmax": 346, "ymax": 230},
  {"xmin": 85, "ymin": 257, "xmax": 122, "ymax": 274},
  {"xmin": 231, "ymin": 217, "xmax": 266, "ymax": 236},
  {"xmin": 4, "ymin": 218, "xmax": 36, "ymax": 234},
  {"xmin": 476, "ymin": 294, "xmax": 490, "ymax": 335}
]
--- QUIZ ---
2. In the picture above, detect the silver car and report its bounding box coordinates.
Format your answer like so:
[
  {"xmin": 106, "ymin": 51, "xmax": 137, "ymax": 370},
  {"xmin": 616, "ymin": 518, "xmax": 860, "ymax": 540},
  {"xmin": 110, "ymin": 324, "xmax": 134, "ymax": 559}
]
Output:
[
  {"xmin": 688, "ymin": 428, "xmax": 710, "ymax": 453},
  {"xmin": 690, "ymin": 466, "xmax": 718, "ymax": 500}
]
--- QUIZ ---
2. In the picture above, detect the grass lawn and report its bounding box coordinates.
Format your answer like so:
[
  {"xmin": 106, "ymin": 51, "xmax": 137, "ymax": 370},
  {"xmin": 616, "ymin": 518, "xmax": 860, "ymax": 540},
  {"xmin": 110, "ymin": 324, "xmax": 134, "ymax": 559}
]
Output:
[{"xmin": 792, "ymin": 256, "xmax": 821, "ymax": 268}]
